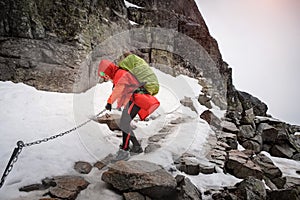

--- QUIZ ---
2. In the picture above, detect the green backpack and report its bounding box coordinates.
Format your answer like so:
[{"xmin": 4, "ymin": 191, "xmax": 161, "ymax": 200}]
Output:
[{"xmin": 118, "ymin": 54, "xmax": 159, "ymax": 96}]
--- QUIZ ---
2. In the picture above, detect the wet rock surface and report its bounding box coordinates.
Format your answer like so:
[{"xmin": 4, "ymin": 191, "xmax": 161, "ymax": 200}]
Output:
[{"xmin": 101, "ymin": 160, "xmax": 177, "ymax": 199}]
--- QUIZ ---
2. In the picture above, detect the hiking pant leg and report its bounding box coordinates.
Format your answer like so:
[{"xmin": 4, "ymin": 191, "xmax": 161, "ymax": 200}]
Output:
[{"xmin": 120, "ymin": 101, "xmax": 140, "ymax": 149}]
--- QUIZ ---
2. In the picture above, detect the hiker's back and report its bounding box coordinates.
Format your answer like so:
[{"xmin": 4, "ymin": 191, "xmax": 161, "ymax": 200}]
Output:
[{"xmin": 118, "ymin": 54, "xmax": 159, "ymax": 96}]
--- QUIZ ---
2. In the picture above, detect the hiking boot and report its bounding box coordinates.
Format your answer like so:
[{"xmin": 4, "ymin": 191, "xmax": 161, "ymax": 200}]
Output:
[
  {"xmin": 112, "ymin": 149, "xmax": 130, "ymax": 162},
  {"xmin": 130, "ymin": 145, "xmax": 143, "ymax": 155},
  {"xmin": 119, "ymin": 144, "xmax": 129, "ymax": 151}
]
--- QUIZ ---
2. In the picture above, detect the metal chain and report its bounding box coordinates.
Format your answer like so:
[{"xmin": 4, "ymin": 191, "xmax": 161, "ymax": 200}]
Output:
[
  {"xmin": 0, "ymin": 110, "xmax": 105, "ymax": 189},
  {"xmin": 0, "ymin": 141, "xmax": 24, "ymax": 188},
  {"xmin": 24, "ymin": 111, "xmax": 103, "ymax": 147}
]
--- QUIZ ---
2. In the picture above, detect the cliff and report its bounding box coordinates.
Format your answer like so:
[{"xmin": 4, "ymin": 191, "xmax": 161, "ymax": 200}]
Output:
[
  {"xmin": 1, "ymin": 1, "xmax": 300, "ymax": 199},
  {"xmin": 0, "ymin": 0, "xmax": 267, "ymax": 116}
]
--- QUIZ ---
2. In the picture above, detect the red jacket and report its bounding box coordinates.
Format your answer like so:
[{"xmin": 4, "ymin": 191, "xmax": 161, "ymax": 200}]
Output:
[{"xmin": 98, "ymin": 60, "xmax": 160, "ymax": 120}]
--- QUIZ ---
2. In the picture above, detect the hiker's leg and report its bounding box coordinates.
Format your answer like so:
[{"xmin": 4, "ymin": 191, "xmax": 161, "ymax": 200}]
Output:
[
  {"xmin": 119, "ymin": 101, "xmax": 140, "ymax": 149},
  {"xmin": 128, "ymin": 103, "xmax": 141, "ymax": 146}
]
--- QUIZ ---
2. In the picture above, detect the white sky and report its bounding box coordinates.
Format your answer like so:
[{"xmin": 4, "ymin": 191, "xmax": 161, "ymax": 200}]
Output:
[{"xmin": 196, "ymin": 0, "xmax": 300, "ymax": 125}]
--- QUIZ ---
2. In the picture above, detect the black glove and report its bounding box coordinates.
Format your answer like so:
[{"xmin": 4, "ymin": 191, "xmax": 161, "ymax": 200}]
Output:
[{"xmin": 105, "ymin": 103, "xmax": 112, "ymax": 111}]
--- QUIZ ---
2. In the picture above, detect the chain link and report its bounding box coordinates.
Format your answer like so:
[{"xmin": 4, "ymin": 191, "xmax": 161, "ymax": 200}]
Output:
[
  {"xmin": 0, "ymin": 110, "xmax": 105, "ymax": 189},
  {"xmin": 0, "ymin": 141, "xmax": 24, "ymax": 188}
]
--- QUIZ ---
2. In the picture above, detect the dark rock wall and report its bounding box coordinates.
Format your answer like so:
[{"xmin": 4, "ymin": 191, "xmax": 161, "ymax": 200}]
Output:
[{"xmin": 0, "ymin": 0, "xmax": 267, "ymax": 116}]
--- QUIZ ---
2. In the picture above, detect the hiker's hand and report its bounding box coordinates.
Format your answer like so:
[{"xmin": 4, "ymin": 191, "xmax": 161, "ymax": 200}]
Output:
[{"xmin": 105, "ymin": 103, "xmax": 112, "ymax": 111}]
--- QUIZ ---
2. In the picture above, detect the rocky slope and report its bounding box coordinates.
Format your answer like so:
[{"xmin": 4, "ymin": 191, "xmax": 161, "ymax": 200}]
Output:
[
  {"xmin": 0, "ymin": 0, "xmax": 257, "ymax": 114},
  {"xmin": 1, "ymin": 0, "xmax": 300, "ymax": 199}
]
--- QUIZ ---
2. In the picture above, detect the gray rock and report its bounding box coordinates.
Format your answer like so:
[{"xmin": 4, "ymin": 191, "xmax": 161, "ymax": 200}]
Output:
[
  {"xmin": 101, "ymin": 160, "xmax": 177, "ymax": 199},
  {"xmin": 148, "ymin": 133, "xmax": 168, "ymax": 143},
  {"xmin": 94, "ymin": 154, "xmax": 115, "ymax": 170},
  {"xmin": 97, "ymin": 114, "xmax": 121, "ymax": 131},
  {"xmin": 19, "ymin": 183, "xmax": 50, "ymax": 192},
  {"xmin": 20, "ymin": 176, "xmax": 89, "ymax": 200},
  {"xmin": 176, "ymin": 175, "xmax": 202, "ymax": 200},
  {"xmin": 220, "ymin": 121, "xmax": 239, "ymax": 134},
  {"xmin": 240, "ymin": 108, "xmax": 256, "ymax": 125},
  {"xmin": 252, "ymin": 153, "xmax": 283, "ymax": 189},
  {"xmin": 235, "ymin": 176, "xmax": 267, "ymax": 200},
  {"xmin": 74, "ymin": 161, "xmax": 92, "ymax": 174},
  {"xmin": 177, "ymin": 156, "xmax": 200, "ymax": 175},
  {"xmin": 200, "ymin": 110, "xmax": 221, "ymax": 128},
  {"xmin": 241, "ymin": 139, "xmax": 262, "ymax": 153},
  {"xmin": 225, "ymin": 150, "xmax": 263, "ymax": 180},
  {"xmin": 292, "ymin": 153, "xmax": 300, "ymax": 161},
  {"xmin": 238, "ymin": 125, "xmax": 263, "ymax": 153},
  {"xmin": 257, "ymin": 123, "xmax": 278, "ymax": 143},
  {"xmin": 237, "ymin": 91, "xmax": 268, "ymax": 117},
  {"xmin": 123, "ymin": 192, "xmax": 149, "ymax": 200},
  {"xmin": 238, "ymin": 125, "xmax": 256, "ymax": 142},
  {"xmin": 270, "ymin": 144, "xmax": 296, "ymax": 158},
  {"xmin": 198, "ymin": 94, "xmax": 212, "ymax": 109},
  {"xmin": 144, "ymin": 143, "xmax": 161, "ymax": 153},
  {"xmin": 48, "ymin": 176, "xmax": 89, "ymax": 200},
  {"xmin": 170, "ymin": 117, "xmax": 185, "ymax": 124},
  {"xmin": 212, "ymin": 190, "xmax": 238, "ymax": 200},
  {"xmin": 180, "ymin": 96, "xmax": 197, "ymax": 112},
  {"xmin": 199, "ymin": 163, "xmax": 216, "ymax": 174},
  {"xmin": 252, "ymin": 153, "xmax": 282, "ymax": 179},
  {"xmin": 217, "ymin": 131, "xmax": 238, "ymax": 150},
  {"xmin": 284, "ymin": 176, "xmax": 300, "ymax": 188},
  {"xmin": 267, "ymin": 186, "xmax": 300, "ymax": 200}
]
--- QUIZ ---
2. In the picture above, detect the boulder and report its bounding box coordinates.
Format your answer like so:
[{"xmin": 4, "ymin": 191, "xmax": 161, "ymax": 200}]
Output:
[
  {"xmin": 176, "ymin": 155, "xmax": 216, "ymax": 175},
  {"xmin": 225, "ymin": 150, "xmax": 263, "ymax": 180},
  {"xmin": 144, "ymin": 143, "xmax": 161, "ymax": 153},
  {"xmin": 284, "ymin": 176, "xmax": 300, "ymax": 188},
  {"xmin": 20, "ymin": 176, "xmax": 89, "ymax": 200},
  {"xmin": 94, "ymin": 154, "xmax": 115, "ymax": 170},
  {"xmin": 257, "ymin": 123, "xmax": 278, "ymax": 143},
  {"xmin": 101, "ymin": 160, "xmax": 177, "ymax": 199},
  {"xmin": 180, "ymin": 96, "xmax": 197, "ymax": 112},
  {"xmin": 252, "ymin": 153, "xmax": 282, "ymax": 180},
  {"xmin": 48, "ymin": 176, "xmax": 89, "ymax": 200},
  {"xmin": 176, "ymin": 156, "xmax": 200, "ymax": 175},
  {"xmin": 198, "ymin": 94, "xmax": 212, "ymax": 109},
  {"xmin": 74, "ymin": 161, "xmax": 92, "ymax": 174},
  {"xmin": 238, "ymin": 125, "xmax": 256, "ymax": 142},
  {"xmin": 175, "ymin": 175, "xmax": 202, "ymax": 200},
  {"xmin": 217, "ymin": 131, "xmax": 238, "ymax": 150},
  {"xmin": 220, "ymin": 121, "xmax": 239, "ymax": 134},
  {"xmin": 123, "ymin": 192, "xmax": 151, "ymax": 200},
  {"xmin": 270, "ymin": 144, "xmax": 296, "ymax": 159},
  {"xmin": 235, "ymin": 177, "xmax": 267, "ymax": 200},
  {"xmin": 252, "ymin": 153, "xmax": 283, "ymax": 189},
  {"xmin": 237, "ymin": 91, "xmax": 268, "ymax": 117},
  {"xmin": 238, "ymin": 125, "xmax": 262, "ymax": 153},
  {"xmin": 240, "ymin": 108, "xmax": 256, "ymax": 125},
  {"xmin": 267, "ymin": 186, "xmax": 300, "ymax": 200},
  {"xmin": 200, "ymin": 110, "xmax": 221, "ymax": 129},
  {"xmin": 97, "ymin": 114, "xmax": 121, "ymax": 131}
]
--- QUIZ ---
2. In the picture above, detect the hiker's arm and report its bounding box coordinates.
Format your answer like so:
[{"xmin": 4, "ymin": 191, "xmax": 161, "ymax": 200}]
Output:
[{"xmin": 107, "ymin": 84, "xmax": 125, "ymax": 105}]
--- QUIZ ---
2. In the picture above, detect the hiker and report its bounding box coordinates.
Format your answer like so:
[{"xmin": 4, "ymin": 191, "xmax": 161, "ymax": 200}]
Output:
[{"xmin": 98, "ymin": 53, "xmax": 160, "ymax": 161}]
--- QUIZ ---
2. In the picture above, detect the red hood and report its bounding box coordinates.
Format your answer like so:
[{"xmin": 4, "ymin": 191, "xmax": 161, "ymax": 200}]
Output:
[{"xmin": 98, "ymin": 60, "xmax": 119, "ymax": 79}]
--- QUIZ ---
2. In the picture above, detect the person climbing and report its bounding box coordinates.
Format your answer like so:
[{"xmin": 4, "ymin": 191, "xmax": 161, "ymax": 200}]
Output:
[{"xmin": 98, "ymin": 53, "xmax": 160, "ymax": 161}]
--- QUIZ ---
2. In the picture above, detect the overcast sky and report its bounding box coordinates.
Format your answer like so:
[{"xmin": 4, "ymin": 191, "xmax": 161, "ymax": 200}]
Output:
[{"xmin": 196, "ymin": 0, "xmax": 300, "ymax": 125}]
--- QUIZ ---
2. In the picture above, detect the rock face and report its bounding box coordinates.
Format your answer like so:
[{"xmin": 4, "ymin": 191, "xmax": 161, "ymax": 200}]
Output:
[
  {"xmin": 0, "ymin": 0, "xmax": 128, "ymax": 92},
  {"xmin": 0, "ymin": 0, "xmax": 242, "ymax": 110},
  {"xmin": 101, "ymin": 160, "xmax": 177, "ymax": 199}
]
